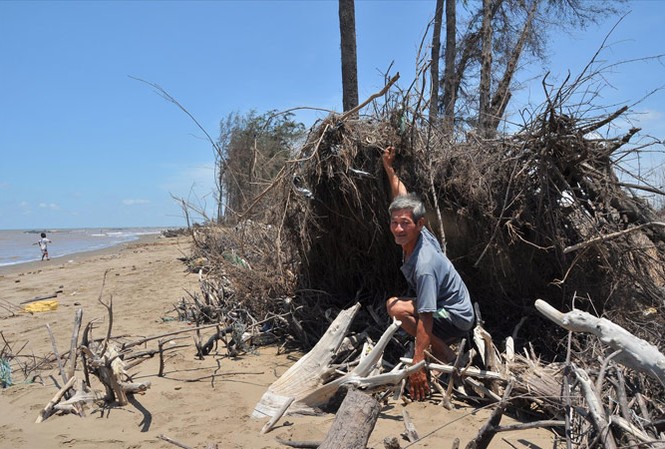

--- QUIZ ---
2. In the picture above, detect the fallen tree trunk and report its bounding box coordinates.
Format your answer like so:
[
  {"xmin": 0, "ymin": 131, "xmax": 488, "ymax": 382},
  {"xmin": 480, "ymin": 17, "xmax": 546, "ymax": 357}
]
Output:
[
  {"xmin": 253, "ymin": 307, "xmax": 421, "ymax": 418},
  {"xmin": 252, "ymin": 303, "xmax": 361, "ymax": 418},
  {"xmin": 318, "ymin": 387, "xmax": 381, "ymax": 449},
  {"xmin": 535, "ymin": 299, "xmax": 665, "ymax": 384},
  {"xmin": 297, "ymin": 318, "xmax": 420, "ymax": 407}
]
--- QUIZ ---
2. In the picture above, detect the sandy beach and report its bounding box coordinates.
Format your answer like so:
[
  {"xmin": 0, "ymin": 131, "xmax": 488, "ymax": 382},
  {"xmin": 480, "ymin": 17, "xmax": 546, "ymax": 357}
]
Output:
[{"xmin": 0, "ymin": 235, "xmax": 556, "ymax": 449}]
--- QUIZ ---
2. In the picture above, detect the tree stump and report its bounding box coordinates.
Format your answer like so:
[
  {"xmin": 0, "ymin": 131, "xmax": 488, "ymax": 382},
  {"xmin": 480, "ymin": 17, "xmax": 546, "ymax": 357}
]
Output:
[{"xmin": 319, "ymin": 387, "xmax": 381, "ymax": 449}]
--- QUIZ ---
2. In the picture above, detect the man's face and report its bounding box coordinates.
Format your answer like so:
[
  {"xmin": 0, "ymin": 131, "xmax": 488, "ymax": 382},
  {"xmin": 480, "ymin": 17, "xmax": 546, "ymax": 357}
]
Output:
[{"xmin": 390, "ymin": 209, "xmax": 423, "ymax": 248}]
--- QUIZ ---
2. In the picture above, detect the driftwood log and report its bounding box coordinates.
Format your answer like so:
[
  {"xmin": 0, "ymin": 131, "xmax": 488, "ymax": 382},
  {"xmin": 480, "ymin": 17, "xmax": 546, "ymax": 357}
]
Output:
[
  {"xmin": 253, "ymin": 304, "xmax": 422, "ymax": 418},
  {"xmin": 252, "ymin": 303, "xmax": 362, "ymax": 418},
  {"xmin": 318, "ymin": 387, "xmax": 381, "ymax": 449},
  {"xmin": 535, "ymin": 299, "xmax": 665, "ymax": 384},
  {"xmin": 399, "ymin": 358, "xmax": 504, "ymax": 381},
  {"xmin": 35, "ymin": 376, "xmax": 77, "ymax": 423},
  {"xmin": 574, "ymin": 366, "xmax": 619, "ymax": 449}
]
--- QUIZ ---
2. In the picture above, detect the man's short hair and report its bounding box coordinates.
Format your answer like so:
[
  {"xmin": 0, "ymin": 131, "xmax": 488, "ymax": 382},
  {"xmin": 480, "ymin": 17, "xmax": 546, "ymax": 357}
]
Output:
[{"xmin": 389, "ymin": 194, "xmax": 426, "ymax": 222}]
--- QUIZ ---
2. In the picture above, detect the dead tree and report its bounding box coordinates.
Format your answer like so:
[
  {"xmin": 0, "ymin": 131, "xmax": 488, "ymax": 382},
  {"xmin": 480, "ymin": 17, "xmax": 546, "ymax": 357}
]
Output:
[
  {"xmin": 429, "ymin": 0, "xmax": 443, "ymax": 123},
  {"xmin": 339, "ymin": 0, "xmax": 358, "ymax": 112}
]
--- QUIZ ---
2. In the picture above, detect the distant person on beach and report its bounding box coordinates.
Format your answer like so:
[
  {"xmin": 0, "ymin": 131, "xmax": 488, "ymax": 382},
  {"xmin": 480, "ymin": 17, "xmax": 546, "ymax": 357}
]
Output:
[
  {"xmin": 382, "ymin": 146, "xmax": 475, "ymax": 401},
  {"xmin": 34, "ymin": 232, "xmax": 52, "ymax": 261}
]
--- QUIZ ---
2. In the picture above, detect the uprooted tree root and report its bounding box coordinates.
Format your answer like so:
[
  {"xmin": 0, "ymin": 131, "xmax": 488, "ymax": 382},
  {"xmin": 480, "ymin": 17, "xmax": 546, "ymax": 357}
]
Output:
[
  {"xmin": 181, "ymin": 73, "xmax": 665, "ymax": 446},
  {"xmin": 189, "ymin": 73, "xmax": 665, "ymax": 356}
]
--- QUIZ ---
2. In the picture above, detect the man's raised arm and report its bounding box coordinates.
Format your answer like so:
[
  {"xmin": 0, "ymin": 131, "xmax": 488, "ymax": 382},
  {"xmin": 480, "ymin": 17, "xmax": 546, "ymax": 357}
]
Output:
[{"xmin": 382, "ymin": 146, "xmax": 408, "ymax": 200}]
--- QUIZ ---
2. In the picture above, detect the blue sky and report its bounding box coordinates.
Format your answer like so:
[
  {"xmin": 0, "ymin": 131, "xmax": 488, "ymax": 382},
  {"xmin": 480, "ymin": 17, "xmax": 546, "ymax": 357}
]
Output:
[{"xmin": 1, "ymin": 0, "xmax": 663, "ymax": 230}]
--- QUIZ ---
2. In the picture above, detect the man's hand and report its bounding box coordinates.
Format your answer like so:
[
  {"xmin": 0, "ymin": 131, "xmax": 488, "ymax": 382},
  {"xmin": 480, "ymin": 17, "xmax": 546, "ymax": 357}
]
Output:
[
  {"xmin": 408, "ymin": 368, "xmax": 429, "ymax": 401},
  {"xmin": 382, "ymin": 146, "xmax": 396, "ymax": 169}
]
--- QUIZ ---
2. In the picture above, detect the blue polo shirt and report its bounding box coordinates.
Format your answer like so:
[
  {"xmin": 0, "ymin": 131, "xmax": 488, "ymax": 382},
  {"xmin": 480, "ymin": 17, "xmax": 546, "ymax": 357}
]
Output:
[{"xmin": 400, "ymin": 227, "xmax": 474, "ymax": 331}]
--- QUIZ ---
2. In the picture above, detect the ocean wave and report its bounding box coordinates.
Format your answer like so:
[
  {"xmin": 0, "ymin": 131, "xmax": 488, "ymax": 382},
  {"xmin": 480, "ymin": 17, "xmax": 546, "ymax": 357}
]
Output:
[{"xmin": 0, "ymin": 227, "xmax": 167, "ymax": 267}]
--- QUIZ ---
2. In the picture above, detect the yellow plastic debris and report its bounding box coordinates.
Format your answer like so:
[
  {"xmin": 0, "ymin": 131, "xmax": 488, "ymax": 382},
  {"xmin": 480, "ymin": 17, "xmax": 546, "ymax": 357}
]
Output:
[
  {"xmin": 643, "ymin": 307, "xmax": 658, "ymax": 317},
  {"xmin": 23, "ymin": 300, "xmax": 59, "ymax": 313}
]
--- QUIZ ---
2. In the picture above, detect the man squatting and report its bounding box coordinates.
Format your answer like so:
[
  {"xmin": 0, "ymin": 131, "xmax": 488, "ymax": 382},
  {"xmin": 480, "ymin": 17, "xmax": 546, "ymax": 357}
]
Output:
[{"xmin": 382, "ymin": 146, "xmax": 475, "ymax": 401}]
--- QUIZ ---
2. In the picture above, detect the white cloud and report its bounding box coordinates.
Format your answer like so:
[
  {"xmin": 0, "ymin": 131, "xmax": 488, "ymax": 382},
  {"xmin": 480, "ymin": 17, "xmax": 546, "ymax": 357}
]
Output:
[
  {"xmin": 122, "ymin": 199, "xmax": 150, "ymax": 206},
  {"xmin": 0, "ymin": 182, "xmax": 9, "ymax": 189},
  {"xmin": 39, "ymin": 202, "xmax": 59, "ymax": 210}
]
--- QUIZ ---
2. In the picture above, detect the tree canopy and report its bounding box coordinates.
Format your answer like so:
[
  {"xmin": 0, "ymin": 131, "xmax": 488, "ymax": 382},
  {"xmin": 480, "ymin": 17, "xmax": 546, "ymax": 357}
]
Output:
[{"xmin": 216, "ymin": 111, "xmax": 306, "ymax": 223}]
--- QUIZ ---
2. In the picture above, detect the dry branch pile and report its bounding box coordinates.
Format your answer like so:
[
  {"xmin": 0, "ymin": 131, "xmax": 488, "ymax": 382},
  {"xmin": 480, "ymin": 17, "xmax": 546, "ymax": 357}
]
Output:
[
  {"xmin": 182, "ymin": 74, "xmax": 665, "ymax": 447},
  {"xmin": 285, "ymin": 105, "xmax": 665, "ymax": 339},
  {"xmin": 4, "ymin": 269, "xmax": 277, "ymax": 425},
  {"xmin": 186, "ymin": 72, "xmax": 665, "ymax": 359},
  {"xmin": 248, "ymin": 302, "xmax": 665, "ymax": 448},
  {"xmin": 22, "ymin": 275, "xmax": 159, "ymax": 422}
]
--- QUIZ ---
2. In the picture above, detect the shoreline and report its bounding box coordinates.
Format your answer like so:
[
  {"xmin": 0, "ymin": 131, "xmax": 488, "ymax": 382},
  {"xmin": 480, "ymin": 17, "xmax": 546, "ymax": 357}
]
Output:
[{"xmin": 0, "ymin": 233, "xmax": 164, "ymax": 276}]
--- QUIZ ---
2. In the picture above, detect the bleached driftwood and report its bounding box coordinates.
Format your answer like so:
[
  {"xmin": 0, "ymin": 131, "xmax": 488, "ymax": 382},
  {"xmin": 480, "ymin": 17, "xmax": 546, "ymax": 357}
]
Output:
[
  {"xmin": 399, "ymin": 358, "xmax": 504, "ymax": 381},
  {"xmin": 465, "ymin": 381, "xmax": 514, "ymax": 449},
  {"xmin": 473, "ymin": 326, "xmax": 500, "ymax": 372},
  {"xmin": 442, "ymin": 339, "xmax": 467, "ymax": 409},
  {"xmin": 296, "ymin": 318, "xmax": 421, "ymax": 408},
  {"xmin": 275, "ymin": 438, "xmax": 321, "ymax": 448},
  {"xmin": 47, "ymin": 379, "xmax": 99, "ymax": 419},
  {"xmin": 574, "ymin": 366, "xmax": 618, "ymax": 449},
  {"xmin": 503, "ymin": 316, "xmax": 526, "ymax": 365},
  {"xmin": 252, "ymin": 304, "xmax": 362, "ymax": 418},
  {"xmin": 503, "ymin": 336, "xmax": 515, "ymax": 363},
  {"xmin": 120, "ymin": 380, "xmax": 151, "ymax": 394},
  {"xmin": 253, "ymin": 305, "xmax": 421, "ymax": 419},
  {"xmin": 66, "ymin": 308, "xmax": 83, "ymax": 381},
  {"xmin": 318, "ymin": 388, "xmax": 381, "ymax": 449},
  {"xmin": 81, "ymin": 344, "xmax": 129, "ymax": 405},
  {"xmin": 157, "ymin": 434, "xmax": 193, "ymax": 449},
  {"xmin": 260, "ymin": 396, "xmax": 294, "ymax": 434},
  {"xmin": 494, "ymin": 420, "xmax": 565, "ymax": 432},
  {"xmin": 52, "ymin": 403, "xmax": 81, "ymax": 416},
  {"xmin": 535, "ymin": 299, "xmax": 665, "ymax": 384},
  {"xmin": 36, "ymin": 376, "xmax": 77, "ymax": 423},
  {"xmin": 58, "ymin": 386, "xmax": 102, "ymax": 408},
  {"xmin": 610, "ymin": 415, "xmax": 655, "ymax": 444},
  {"xmin": 463, "ymin": 377, "xmax": 502, "ymax": 402},
  {"xmin": 402, "ymin": 409, "xmax": 420, "ymax": 442}
]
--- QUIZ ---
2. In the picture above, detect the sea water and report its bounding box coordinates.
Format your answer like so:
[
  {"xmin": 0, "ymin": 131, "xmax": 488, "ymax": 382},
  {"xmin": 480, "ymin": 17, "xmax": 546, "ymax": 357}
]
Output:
[{"xmin": 0, "ymin": 228, "xmax": 166, "ymax": 267}]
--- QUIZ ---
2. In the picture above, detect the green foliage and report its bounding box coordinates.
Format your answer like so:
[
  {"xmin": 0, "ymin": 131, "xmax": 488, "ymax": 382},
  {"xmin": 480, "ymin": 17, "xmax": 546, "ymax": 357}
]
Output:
[
  {"xmin": 217, "ymin": 110, "xmax": 306, "ymax": 222},
  {"xmin": 440, "ymin": 0, "xmax": 626, "ymax": 131}
]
